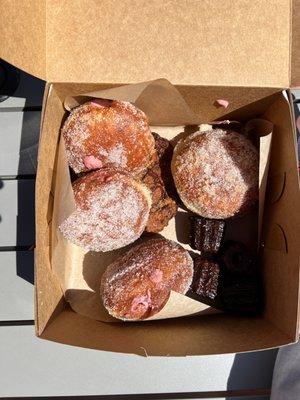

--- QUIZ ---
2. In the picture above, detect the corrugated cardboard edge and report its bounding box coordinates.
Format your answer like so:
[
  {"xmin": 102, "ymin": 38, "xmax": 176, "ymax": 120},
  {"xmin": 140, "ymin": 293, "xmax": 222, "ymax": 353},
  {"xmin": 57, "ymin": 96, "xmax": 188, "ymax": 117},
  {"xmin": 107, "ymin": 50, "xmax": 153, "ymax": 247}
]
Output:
[
  {"xmin": 34, "ymin": 82, "xmax": 51, "ymax": 336},
  {"xmin": 287, "ymin": 89, "xmax": 300, "ymax": 341},
  {"xmin": 287, "ymin": 90, "xmax": 300, "ymax": 170},
  {"xmin": 291, "ymin": 0, "xmax": 300, "ymax": 87},
  {"xmin": 288, "ymin": 91, "xmax": 300, "ymax": 346},
  {"xmin": 287, "ymin": 89, "xmax": 300, "ymax": 335},
  {"xmin": 35, "ymin": 82, "xmax": 66, "ymax": 336}
]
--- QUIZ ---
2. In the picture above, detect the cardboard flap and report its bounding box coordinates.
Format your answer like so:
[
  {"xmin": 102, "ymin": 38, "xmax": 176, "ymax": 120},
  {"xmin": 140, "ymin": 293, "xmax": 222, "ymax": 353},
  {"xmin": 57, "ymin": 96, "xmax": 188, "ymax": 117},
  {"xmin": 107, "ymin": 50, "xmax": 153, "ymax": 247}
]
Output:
[
  {"xmin": 291, "ymin": 0, "xmax": 300, "ymax": 87},
  {"xmin": 0, "ymin": 0, "xmax": 292, "ymax": 87},
  {"xmin": 0, "ymin": 0, "xmax": 46, "ymax": 80}
]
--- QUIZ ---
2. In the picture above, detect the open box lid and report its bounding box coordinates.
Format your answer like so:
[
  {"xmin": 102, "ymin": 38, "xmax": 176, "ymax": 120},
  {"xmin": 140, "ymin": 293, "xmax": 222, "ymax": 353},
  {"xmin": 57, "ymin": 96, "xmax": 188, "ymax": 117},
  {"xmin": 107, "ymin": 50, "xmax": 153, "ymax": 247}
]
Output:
[{"xmin": 1, "ymin": 0, "xmax": 300, "ymax": 87}]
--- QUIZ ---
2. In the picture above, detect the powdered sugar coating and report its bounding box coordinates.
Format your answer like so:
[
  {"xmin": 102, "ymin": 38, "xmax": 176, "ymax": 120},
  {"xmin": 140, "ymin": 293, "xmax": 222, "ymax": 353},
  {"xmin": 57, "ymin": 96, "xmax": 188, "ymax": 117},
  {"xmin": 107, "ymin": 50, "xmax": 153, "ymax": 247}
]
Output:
[
  {"xmin": 100, "ymin": 238, "xmax": 194, "ymax": 320},
  {"xmin": 59, "ymin": 169, "xmax": 151, "ymax": 252},
  {"xmin": 62, "ymin": 100, "xmax": 155, "ymax": 175},
  {"xmin": 172, "ymin": 129, "xmax": 258, "ymax": 219}
]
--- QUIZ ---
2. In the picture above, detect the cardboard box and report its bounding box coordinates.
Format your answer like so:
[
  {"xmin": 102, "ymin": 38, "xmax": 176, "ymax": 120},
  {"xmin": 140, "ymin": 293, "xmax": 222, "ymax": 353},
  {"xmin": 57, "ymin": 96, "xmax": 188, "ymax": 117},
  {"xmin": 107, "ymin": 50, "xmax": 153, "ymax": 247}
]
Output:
[{"xmin": 1, "ymin": 0, "xmax": 300, "ymax": 355}]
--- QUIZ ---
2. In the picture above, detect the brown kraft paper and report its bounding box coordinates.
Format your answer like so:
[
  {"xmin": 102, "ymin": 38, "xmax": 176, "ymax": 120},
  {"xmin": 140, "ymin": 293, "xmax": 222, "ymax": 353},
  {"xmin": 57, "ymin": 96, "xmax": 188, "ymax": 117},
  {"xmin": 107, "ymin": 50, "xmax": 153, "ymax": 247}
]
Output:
[{"xmin": 51, "ymin": 79, "xmax": 273, "ymax": 322}]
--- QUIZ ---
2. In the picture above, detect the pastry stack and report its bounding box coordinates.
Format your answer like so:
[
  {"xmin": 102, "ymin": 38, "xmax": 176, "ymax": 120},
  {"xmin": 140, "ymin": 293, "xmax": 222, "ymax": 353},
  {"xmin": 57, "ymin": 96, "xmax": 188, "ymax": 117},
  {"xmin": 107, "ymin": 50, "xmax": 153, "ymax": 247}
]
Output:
[{"xmin": 60, "ymin": 98, "xmax": 260, "ymax": 320}]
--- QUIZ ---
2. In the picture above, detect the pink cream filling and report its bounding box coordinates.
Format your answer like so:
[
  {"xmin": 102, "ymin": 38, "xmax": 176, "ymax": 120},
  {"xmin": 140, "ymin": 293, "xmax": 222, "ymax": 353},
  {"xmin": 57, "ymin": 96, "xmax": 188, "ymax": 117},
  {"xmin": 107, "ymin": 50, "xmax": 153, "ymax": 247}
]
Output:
[
  {"xmin": 131, "ymin": 290, "xmax": 152, "ymax": 313},
  {"xmin": 215, "ymin": 99, "xmax": 229, "ymax": 108},
  {"xmin": 83, "ymin": 155, "xmax": 103, "ymax": 170}
]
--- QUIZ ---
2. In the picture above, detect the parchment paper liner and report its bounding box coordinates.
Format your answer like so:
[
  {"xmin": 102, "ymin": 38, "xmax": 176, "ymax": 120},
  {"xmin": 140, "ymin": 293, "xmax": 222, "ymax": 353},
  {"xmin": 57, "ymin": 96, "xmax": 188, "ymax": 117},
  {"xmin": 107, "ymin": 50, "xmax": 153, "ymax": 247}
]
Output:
[{"xmin": 52, "ymin": 79, "xmax": 273, "ymax": 322}]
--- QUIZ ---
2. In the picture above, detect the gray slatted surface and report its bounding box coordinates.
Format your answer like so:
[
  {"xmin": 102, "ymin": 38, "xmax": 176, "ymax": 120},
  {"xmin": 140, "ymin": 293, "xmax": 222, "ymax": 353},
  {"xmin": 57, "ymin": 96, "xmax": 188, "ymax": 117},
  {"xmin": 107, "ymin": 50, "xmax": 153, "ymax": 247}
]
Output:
[
  {"xmin": 0, "ymin": 325, "xmax": 275, "ymax": 398},
  {"xmin": 0, "ymin": 179, "xmax": 35, "ymax": 246},
  {"xmin": 0, "ymin": 111, "xmax": 41, "ymax": 176},
  {"xmin": 0, "ymin": 251, "xmax": 33, "ymax": 320},
  {"xmin": 1, "ymin": 61, "xmax": 290, "ymax": 399},
  {"xmin": 0, "ymin": 110, "xmax": 41, "ymax": 176}
]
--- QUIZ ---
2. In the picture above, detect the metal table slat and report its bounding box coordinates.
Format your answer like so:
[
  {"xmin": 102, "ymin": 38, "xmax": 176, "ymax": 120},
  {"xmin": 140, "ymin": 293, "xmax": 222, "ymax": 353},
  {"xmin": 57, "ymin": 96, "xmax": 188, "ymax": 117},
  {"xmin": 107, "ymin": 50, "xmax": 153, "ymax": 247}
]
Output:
[
  {"xmin": 0, "ymin": 324, "xmax": 276, "ymax": 397},
  {"xmin": 0, "ymin": 110, "xmax": 41, "ymax": 176},
  {"xmin": 0, "ymin": 251, "xmax": 34, "ymax": 320},
  {"xmin": 0, "ymin": 179, "xmax": 35, "ymax": 247}
]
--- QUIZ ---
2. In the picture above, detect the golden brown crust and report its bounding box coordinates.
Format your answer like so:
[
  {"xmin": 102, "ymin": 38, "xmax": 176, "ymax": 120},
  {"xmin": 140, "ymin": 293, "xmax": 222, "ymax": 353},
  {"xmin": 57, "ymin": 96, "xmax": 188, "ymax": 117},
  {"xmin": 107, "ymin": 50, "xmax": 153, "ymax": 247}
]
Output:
[
  {"xmin": 142, "ymin": 166, "xmax": 177, "ymax": 233},
  {"xmin": 62, "ymin": 99, "xmax": 155, "ymax": 175},
  {"xmin": 151, "ymin": 132, "xmax": 177, "ymax": 198},
  {"xmin": 59, "ymin": 169, "xmax": 151, "ymax": 252},
  {"xmin": 100, "ymin": 238, "xmax": 194, "ymax": 320},
  {"xmin": 172, "ymin": 129, "xmax": 258, "ymax": 219},
  {"xmin": 141, "ymin": 133, "xmax": 177, "ymax": 233}
]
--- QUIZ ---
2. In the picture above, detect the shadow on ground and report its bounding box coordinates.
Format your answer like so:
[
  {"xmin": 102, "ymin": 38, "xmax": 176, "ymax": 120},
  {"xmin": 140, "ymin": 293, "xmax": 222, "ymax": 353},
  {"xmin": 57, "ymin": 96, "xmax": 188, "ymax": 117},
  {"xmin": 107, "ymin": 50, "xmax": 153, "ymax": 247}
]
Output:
[{"xmin": 0, "ymin": 59, "xmax": 45, "ymax": 285}]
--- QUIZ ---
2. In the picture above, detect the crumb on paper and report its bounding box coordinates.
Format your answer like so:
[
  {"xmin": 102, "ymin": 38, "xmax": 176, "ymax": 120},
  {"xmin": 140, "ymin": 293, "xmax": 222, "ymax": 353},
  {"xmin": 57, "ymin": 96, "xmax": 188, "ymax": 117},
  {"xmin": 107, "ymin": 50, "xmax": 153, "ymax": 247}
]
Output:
[
  {"xmin": 214, "ymin": 99, "xmax": 229, "ymax": 109},
  {"xmin": 140, "ymin": 346, "xmax": 149, "ymax": 357}
]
